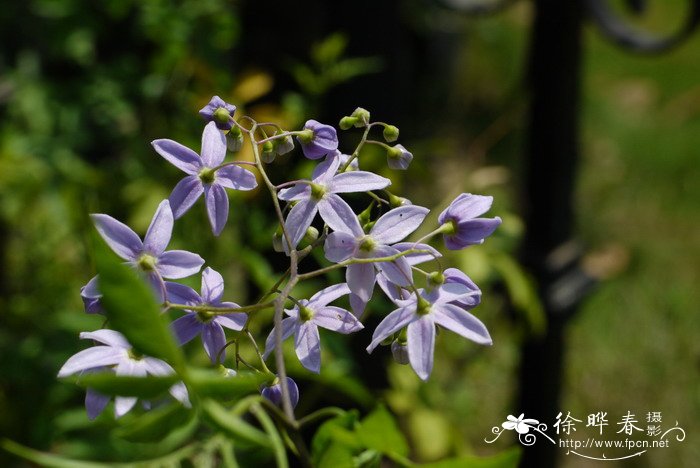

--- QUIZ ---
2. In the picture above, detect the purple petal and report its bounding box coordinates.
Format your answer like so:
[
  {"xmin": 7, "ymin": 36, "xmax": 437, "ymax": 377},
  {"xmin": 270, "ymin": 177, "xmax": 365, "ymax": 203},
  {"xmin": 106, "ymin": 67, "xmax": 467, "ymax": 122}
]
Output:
[
  {"xmin": 114, "ymin": 396, "xmax": 138, "ymax": 418},
  {"xmin": 202, "ymin": 322, "xmax": 227, "ymax": 363},
  {"xmin": 346, "ymin": 262, "xmax": 376, "ymax": 302},
  {"xmin": 143, "ymin": 200, "xmax": 174, "ymax": 256},
  {"xmin": 313, "ymin": 306, "xmax": 364, "ymax": 334},
  {"xmin": 169, "ymin": 176, "xmax": 204, "ymax": 219},
  {"xmin": 169, "ymin": 382, "xmax": 191, "ymax": 406},
  {"xmin": 205, "ymin": 184, "xmax": 229, "ymax": 236},
  {"xmin": 312, "ymin": 153, "xmax": 341, "ymax": 183},
  {"xmin": 214, "ymin": 310, "xmax": 247, "ymax": 331},
  {"xmin": 91, "ymin": 214, "xmax": 143, "ymax": 261},
  {"xmin": 377, "ymin": 274, "xmax": 409, "ymax": 304},
  {"xmin": 349, "ymin": 293, "xmax": 367, "ymax": 318},
  {"xmin": 86, "ymin": 389, "xmax": 110, "ymax": 420},
  {"xmin": 370, "ymin": 205, "xmax": 430, "ymax": 245},
  {"xmin": 81, "ymin": 276, "xmax": 102, "ymax": 314},
  {"xmin": 451, "ymin": 217, "xmax": 502, "ymax": 246},
  {"xmin": 142, "ymin": 357, "xmax": 175, "ymax": 376},
  {"xmin": 284, "ymin": 198, "xmax": 319, "ymax": 250},
  {"xmin": 438, "ymin": 193, "xmax": 493, "ymax": 224},
  {"xmin": 164, "ymin": 281, "xmax": 201, "ymax": 306},
  {"xmin": 366, "ymin": 305, "xmax": 417, "ymax": 353},
  {"xmin": 294, "ymin": 322, "xmax": 321, "ymax": 373},
  {"xmin": 330, "ymin": 171, "xmax": 391, "ymax": 194},
  {"xmin": 262, "ymin": 377, "xmax": 299, "ymax": 408},
  {"xmin": 324, "ymin": 231, "xmax": 358, "ymax": 263},
  {"xmin": 262, "ymin": 317, "xmax": 298, "ymax": 359},
  {"xmin": 391, "ymin": 242, "xmax": 442, "ymax": 266},
  {"xmin": 278, "ymin": 184, "xmax": 310, "ymax": 201},
  {"xmin": 201, "ymin": 121, "xmax": 227, "ymax": 167},
  {"xmin": 373, "ymin": 245, "xmax": 412, "ymax": 287},
  {"xmin": 387, "ymin": 144, "xmax": 413, "ymax": 170},
  {"xmin": 432, "ymin": 304, "xmax": 492, "ymax": 345},
  {"xmin": 299, "ymin": 120, "xmax": 338, "ymax": 160},
  {"xmin": 407, "ymin": 316, "xmax": 435, "ymax": 381},
  {"xmin": 318, "ymin": 194, "xmax": 363, "ymax": 236},
  {"xmin": 58, "ymin": 346, "xmax": 125, "ymax": 377},
  {"xmin": 171, "ymin": 314, "xmax": 202, "ymax": 345},
  {"xmin": 309, "ymin": 283, "xmax": 351, "ymax": 307},
  {"xmin": 152, "ymin": 139, "xmax": 202, "ymax": 175},
  {"xmin": 201, "ymin": 267, "xmax": 224, "ymax": 303},
  {"xmin": 80, "ymin": 329, "xmax": 130, "ymax": 348},
  {"xmin": 157, "ymin": 250, "xmax": 204, "ymax": 279},
  {"xmin": 429, "ymin": 282, "xmax": 481, "ymax": 305},
  {"xmin": 216, "ymin": 165, "xmax": 257, "ymax": 190}
]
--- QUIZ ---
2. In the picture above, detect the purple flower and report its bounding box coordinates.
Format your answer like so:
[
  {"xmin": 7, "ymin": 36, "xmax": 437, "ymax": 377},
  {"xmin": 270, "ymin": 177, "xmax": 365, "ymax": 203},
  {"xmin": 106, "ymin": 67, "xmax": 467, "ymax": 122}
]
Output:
[
  {"xmin": 367, "ymin": 283, "xmax": 492, "ymax": 380},
  {"xmin": 324, "ymin": 205, "xmax": 430, "ymax": 312},
  {"xmin": 168, "ymin": 267, "xmax": 247, "ymax": 363},
  {"xmin": 152, "ymin": 122, "xmax": 258, "ymax": 236},
  {"xmin": 386, "ymin": 144, "xmax": 413, "ymax": 170},
  {"xmin": 278, "ymin": 153, "xmax": 390, "ymax": 249},
  {"xmin": 199, "ymin": 96, "xmax": 236, "ymax": 130},
  {"xmin": 438, "ymin": 193, "xmax": 501, "ymax": 250},
  {"xmin": 443, "ymin": 267, "xmax": 481, "ymax": 309},
  {"xmin": 262, "ymin": 283, "xmax": 362, "ymax": 373},
  {"xmin": 261, "ymin": 376, "xmax": 299, "ymax": 408},
  {"xmin": 58, "ymin": 329, "xmax": 189, "ymax": 419},
  {"xmin": 81, "ymin": 276, "xmax": 102, "ymax": 314},
  {"xmin": 296, "ymin": 119, "xmax": 338, "ymax": 160},
  {"xmin": 374, "ymin": 242, "xmax": 442, "ymax": 307},
  {"xmin": 92, "ymin": 200, "xmax": 204, "ymax": 283}
]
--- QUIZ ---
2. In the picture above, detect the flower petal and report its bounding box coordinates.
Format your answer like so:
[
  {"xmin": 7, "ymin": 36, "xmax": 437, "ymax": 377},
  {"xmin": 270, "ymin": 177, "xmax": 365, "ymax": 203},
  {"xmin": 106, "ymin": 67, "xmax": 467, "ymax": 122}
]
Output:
[
  {"xmin": 58, "ymin": 346, "xmax": 125, "ymax": 377},
  {"xmin": 91, "ymin": 214, "xmax": 143, "ymax": 261},
  {"xmin": 438, "ymin": 193, "xmax": 493, "ymax": 224},
  {"xmin": 318, "ymin": 194, "xmax": 363, "ymax": 236},
  {"xmin": 142, "ymin": 357, "xmax": 175, "ymax": 376},
  {"xmin": 377, "ymin": 273, "xmax": 409, "ymax": 304},
  {"xmin": 201, "ymin": 267, "xmax": 224, "ymax": 303},
  {"xmin": 366, "ymin": 305, "xmax": 418, "ymax": 353},
  {"xmin": 152, "ymin": 139, "xmax": 202, "ymax": 175},
  {"xmin": 263, "ymin": 317, "xmax": 298, "ymax": 359},
  {"xmin": 312, "ymin": 153, "xmax": 341, "ymax": 183},
  {"xmin": 86, "ymin": 388, "xmax": 110, "ymax": 420},
  {"xmin": 407, "ymin": 316, "xmax": 436, "ymax": 381},
  {"xmin": 201, "ymin": 121, "xmax": 227, "ymax": 167},
  {"xmin": 346, "ymin": 262, "xmax": 376, "ymax": 302},
  {"xmin": 429, "ymin": 282, "xmax": 481, "ymax": 305},
  {"xmin": 313, "ymin": 306, "xmax": 364, "ymax": 334},
  {"xmin": 330, "ymin": 171, "xmax": 391, "ymax": 194},
  {"xmin": 432, "ymin": 304, "xmax": 492, "ymax": 345},
  {"xmin": 373, "ymin": 245, "xmax": 413, "ymax": 287},
  {"xmin": 169, "ymin": 176, "xmax": 204, "ymax": 219},
  {"xmin": 370, "ymin": 205, "xmax": 430, "ymax": 245},
  {"xmin": 214, "ymin": 310, "xmax": 247, "ymax": 331},
  {"xmin": 294, "ymin": 322, "xmax": 321, "ymax": 373},
  {"xmin": 202, "ymin": 322, "xmax": 227, "ymax": 363},
  {"xmin": 349, "ymin": 293, "xmax": 367, "ymax": 318},
  {"xmin": 278, "ymin": 184, "xmax": 310, "ymax": 201},
  {"xmin": 216, "ymin": 165, "xmax": 257, "ymax": 191},
  {"xmin": 164, "ymin": 281, "xmax": 201, "ymax": 306},
  {"xmin": 324, "ymin": 232, "xmax": 358, "ymax": 263},
  {"xmin": 451, "ymin": 217, "xmax": 502, "ymax": 246},
  {"xmin": 391, "ymin": 242, "xmax": 442, "ymax": 266},
  {"xmin": 114, "ymin": 396, "xmax": 138, "ymax": 418},
  {"xmin": 309, "ymin": 283, "xmax": 351, "ymax": 307},
  {"xmin": 171, "ymin": 314, "xmax": 202, "ymax": 345},
  {"xmin": 205, "ymin": 184, "xmax": 229, "ymax": 236},
  {"xmin": 80, "ymin": 329, "xmax": 131, "ymax": 348},
  {"xmin": 284, "ymin": 198, "xmax": 319, "ymax": 250},
  {"xmin": 157, "ymin": 250, "xmax": 204, "ymax": 279},
  {"xmin": 143, "ymin": 200, "xmax": 174, "ymax": 256}
]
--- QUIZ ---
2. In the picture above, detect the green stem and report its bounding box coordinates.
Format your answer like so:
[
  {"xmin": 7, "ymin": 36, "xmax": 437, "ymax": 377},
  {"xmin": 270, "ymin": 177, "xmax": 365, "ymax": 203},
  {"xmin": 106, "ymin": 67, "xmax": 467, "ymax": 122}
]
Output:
[{"xmin": 164, "ymin": 300, "xmax": 275, "ymax": 315}]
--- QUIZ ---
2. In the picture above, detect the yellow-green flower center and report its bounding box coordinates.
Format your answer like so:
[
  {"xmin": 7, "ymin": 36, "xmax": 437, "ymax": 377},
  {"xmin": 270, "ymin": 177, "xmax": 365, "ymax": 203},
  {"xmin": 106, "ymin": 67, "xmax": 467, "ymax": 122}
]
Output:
[
  {"xmin": 299, "ymin": 305, "xmax": 314, "ymax": 322},
  {"xmin": 416, "ymin": 295, "xmax": 432, "ymax": 316},
  {"xmin": 310, "ymin": 183, "xmax": 326, "ymax": 201},
  {"xmin": 199, "ymin": 167, "xmax": 216, "ymax": 185},
  {"xmin": 213, "ymin": 107, "xmax": 231, "ymax": 125},
  {"xmin": 297, "ymin": 129, "xmax": 314, "ymax": 144},
  {"xmin": 127, "ymin": 349, "xmax": 143, "ymax": 360},
  {"xmin": 197, "ymin": 310, "xmax": 215, "ymax": 323},
  {"xmin": 441, "ymin": 219, "xmax": 458, "ymax": 236},
  {"xmin": 137, "ymin": 254, "xmax": 157, "ymax": 272},
  {"xmin": 358, "ymin": 236, "xmax": 376, "ymax": 253}
]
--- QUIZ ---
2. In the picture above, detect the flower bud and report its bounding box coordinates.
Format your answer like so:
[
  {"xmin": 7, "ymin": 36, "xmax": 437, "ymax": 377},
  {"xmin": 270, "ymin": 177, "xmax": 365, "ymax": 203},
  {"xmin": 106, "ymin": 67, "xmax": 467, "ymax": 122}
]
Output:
[
  {"xmin": 387, "ymin": 192, "xmax": 412, "ymax": 208},
  {"xmin": 386, "ymin": 144, "xmax": 413, "ymax": 170},
  {"xmin": 261, "ymin": 141, "xmax": 276, "ymax": 163},
  {"xmin": 351, "ymin": 107, "xmax": 370, "ymax": 126},
  {"xmin": 339, "ymin": 116, "xmax": 358, "ymax": 130},
  {"xmin": 304, "ymin": 226, "xmax": 319, "ymax": 243},
  {"xmin": 226, "ymin": 131, "xmax": 244, "ymax": 152},
  {"xmin": 272, "ymin": 229, "xmax": 285, "ymax": 252},
  {"xmin": 357, "ymin": 203, "xmax": 374, "ymax": 225},
  {"xmin": 391, "ymin": 340, "xmax": 410, "ymax": 365},
  {"xmin": 428, "ymin": 271, "xmax": 446, "ymax": 288},
  {"xmin": 382, "ymin": 125, "xmax": 399, "ymax": 142},
  {"xmin": 261, "ymin": 376, "xmax": 299, "ymax": 408},
  {"xmin": 274, "ymin": 135, "xmax": 294, "ymax": 156}
]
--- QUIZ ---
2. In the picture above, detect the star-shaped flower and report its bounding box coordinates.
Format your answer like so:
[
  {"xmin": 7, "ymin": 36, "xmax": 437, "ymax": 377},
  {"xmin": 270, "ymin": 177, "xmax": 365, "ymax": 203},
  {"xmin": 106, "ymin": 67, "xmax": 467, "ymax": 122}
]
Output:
[
  {"xmin": 261, "ymin": 376, "xmax": 299, "ymax": 408},
  {"xmin": 58, "ymin": 329, "xmax": 189, "ymax": 419},
  {"xmin": 168, "ymin": 267, "xmax": 247, "ymax": 363},
  {"xmin": 92, "ymin": 200, "xmax": 204, "ymax": 283},
  {"xmin": 152, "ymin": 122, "xmax": 257, "ymax": 235},
  {"xmin": 199, "ymin": 96, "xmax": 237, "ymax": 130},
  {"xmin": 262, "ymin": 283, "xmax": 363, "ymax": 373},
  {"xmin": 278, "ymin": 153, "xmax": 390, "ymax": 249},
  {"xmin": 366, "ymin": 283, "xmax": 491, "ymax": 380},
  {"xmin": 438, "ymin": 193, "xmax": 501, "ymax": 250},
  {"xmin": 324, "ymin": 205, "xmax": 430, "ymax": 310},
  {"xmin": 296, "ymin": 119, "xmax": 338, "ymax": 159}
]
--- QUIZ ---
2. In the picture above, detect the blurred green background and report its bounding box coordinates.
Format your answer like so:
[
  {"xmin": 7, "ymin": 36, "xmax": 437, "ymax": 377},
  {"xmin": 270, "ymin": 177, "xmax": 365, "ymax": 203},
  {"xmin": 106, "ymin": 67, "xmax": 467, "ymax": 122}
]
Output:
[{"xmin": 0, "ymin": 0, "xmax": 698, "ymax": 466}]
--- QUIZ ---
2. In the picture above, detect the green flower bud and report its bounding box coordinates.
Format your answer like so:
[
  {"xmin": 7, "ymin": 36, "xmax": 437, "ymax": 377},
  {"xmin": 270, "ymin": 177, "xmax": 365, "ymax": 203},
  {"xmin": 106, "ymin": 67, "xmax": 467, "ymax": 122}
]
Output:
[
  {"xmin": 304, "ymin": 226, "xmax": 319, "ymax": 243},
  {"xmin": 272, "ymin": 229, "xmax": 285, "ymax": 252},
  {"xmin": 428, "ymin": 271, "xmax": 446, "ymax": 287},
  {"xmin": 261, "ymin": 141, "xmax": 275, "ymax": 163},
  {"xmin": 339, "ymin": 116, "xmax": 358, "ymax": 130},
  {"xmin": 226, "ymin": 132, "xmax": 244, "ymax": 152},
  {"xmin": 357, "ymin": 203, "xmax": 374, "ymax": 225},
  {"xmin": 213, "ymin": 107, "xmax": 232, "ymax": 125},
  {"xmin": 351, "ymin": 107, "xmax": 370, "ymax": 126},
  {"xmin": 383, "ymin": 125, "xmax": 399, "ymax": 142}
]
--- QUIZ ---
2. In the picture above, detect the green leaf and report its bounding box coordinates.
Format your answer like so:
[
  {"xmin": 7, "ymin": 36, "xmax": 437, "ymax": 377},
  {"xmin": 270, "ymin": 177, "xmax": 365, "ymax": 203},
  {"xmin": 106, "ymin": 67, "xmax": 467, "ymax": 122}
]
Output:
[
  {"xmin": 92, "ymin": 234, "xmax": 184, "ymax": 368},
  {"xmin": 311, "ymin": 411, "xmax": 359, "ymax": 464},
  {"xmin": 69, "ymin": 372, "xmax": 178, "ymax": 398},
  {"xmin": 201, "ymin": 399, "xmax": 271, "ymax": 448},
  {"xmin": 357, "ymin": 405, "xmax": 409, "ymax": 458},
  {"xmin": 318, "ymin": 443, "xmax": 355, "ymax": 468},
  {"xmin": 421, "ymin": 447, "xmax": 521, "ymax": 468},
  {"xmin": 114, "ymin": 403, "xmax": 194, "ymax": 443},
  {"xmin": 491, "ymin": 252, "xmax": 545, "ymax": 335},
  {"xmin": 189, "ymin": 368, "xmax": 272, "ymax": 401},
  {"xmin": 1, "ymin": 439, "xmax": 109, "ymax": 468}
]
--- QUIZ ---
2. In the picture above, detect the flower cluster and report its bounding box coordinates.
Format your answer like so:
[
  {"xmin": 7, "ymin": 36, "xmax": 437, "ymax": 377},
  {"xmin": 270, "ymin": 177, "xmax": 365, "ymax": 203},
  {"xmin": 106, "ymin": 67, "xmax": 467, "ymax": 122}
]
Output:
[{"xmin": 62, "ymin": 97, "xmax": 501, "ymax": 419}]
